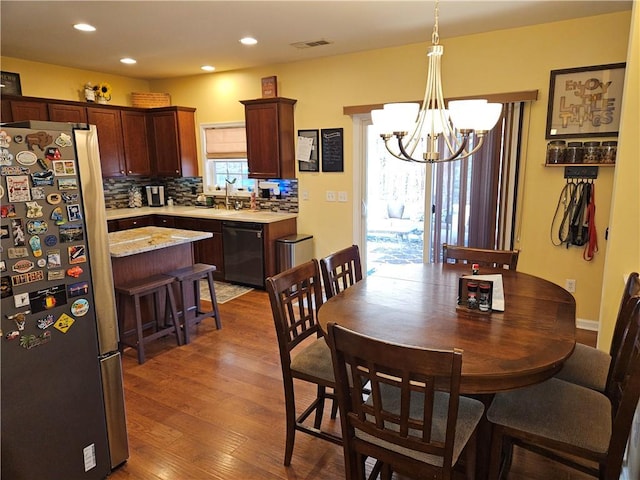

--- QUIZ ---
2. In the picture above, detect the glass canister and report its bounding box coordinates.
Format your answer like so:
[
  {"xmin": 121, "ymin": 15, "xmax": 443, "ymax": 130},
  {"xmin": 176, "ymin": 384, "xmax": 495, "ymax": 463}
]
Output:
[
  {"xmin": 583, "ymin": 141, "xmax": 601, "ymax": 163},
  {"xmin": 601, "ymin": 141, "xmax": 617, "ymax": 164},
  {"xmin": 546, "ymin": 140, "xmax": 566, "ymax": 164},
  {"xmin": 565, "ymin": 142, "xmax": 584, "ymax": 164}
]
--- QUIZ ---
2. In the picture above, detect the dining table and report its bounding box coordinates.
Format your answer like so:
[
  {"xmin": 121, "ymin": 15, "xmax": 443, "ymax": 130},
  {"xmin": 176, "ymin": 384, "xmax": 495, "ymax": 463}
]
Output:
[{"xmin": 317, "ymin": 262, "xmax": 577, "ymax": 479}]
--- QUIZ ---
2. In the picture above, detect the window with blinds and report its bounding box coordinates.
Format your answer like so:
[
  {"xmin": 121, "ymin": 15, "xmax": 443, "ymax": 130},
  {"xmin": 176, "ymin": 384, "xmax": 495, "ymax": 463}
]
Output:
[{"xmin": 201, "ymin": 125, "xmax": 254, "ymax": 194}]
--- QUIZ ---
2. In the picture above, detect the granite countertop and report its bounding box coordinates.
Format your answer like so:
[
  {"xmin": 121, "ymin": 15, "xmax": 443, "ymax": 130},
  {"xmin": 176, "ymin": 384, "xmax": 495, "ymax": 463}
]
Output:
[
  {"xmin": 106, "ymin": 206, "xmax": 297, "ymax": 224},
  {"xmin": 108, "ymin": 226, "xmax": 213, "ymax": 258}
]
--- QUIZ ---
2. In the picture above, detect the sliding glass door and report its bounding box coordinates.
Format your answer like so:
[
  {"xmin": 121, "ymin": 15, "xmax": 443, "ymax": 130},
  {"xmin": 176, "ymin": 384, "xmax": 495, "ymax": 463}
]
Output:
[{"xmin": 362, "ymin": 102, "xmax": 522, "ymax": 273}]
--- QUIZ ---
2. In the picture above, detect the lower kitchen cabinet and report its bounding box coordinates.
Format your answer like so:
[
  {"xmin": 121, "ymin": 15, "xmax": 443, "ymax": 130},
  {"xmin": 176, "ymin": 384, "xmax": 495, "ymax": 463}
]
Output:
[
  {"xmin": 173, "ymin": 217, "xmax": 224, "ymax": 281},
  {"xmin": 107, "ymin": 215, "xmax": 154, "ymax": 232},
  {"xmin": 154, "ymin": 215, "xmax": 175, "ymax": 228}
]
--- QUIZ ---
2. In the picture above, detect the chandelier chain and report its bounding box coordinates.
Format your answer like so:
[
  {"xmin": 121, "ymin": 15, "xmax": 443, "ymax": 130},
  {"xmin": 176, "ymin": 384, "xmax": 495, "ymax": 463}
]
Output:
[{"xmin": 432, "ymin": 0, "xmax": 440, "ymax": 45}]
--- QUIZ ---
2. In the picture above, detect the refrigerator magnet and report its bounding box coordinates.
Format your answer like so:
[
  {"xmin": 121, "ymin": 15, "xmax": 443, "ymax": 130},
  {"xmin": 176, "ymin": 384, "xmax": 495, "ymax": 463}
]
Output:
[
  {"xmin": 25, "ymin": 201, "xmax": 44, "ymax": 218},
  {"xmin": 14, "ymin": 292, "xmax": 29, "ymax": 308},
  {"xmin": 37, "ymin": 314, "xmax": 55, "ymax": 330},
  {"xmin": 65, "ymin": 266, "xmax": 83, "ymax": 278},
  {"xmin": 47, "ymin": 270, "xmax": 65, "ymax": 281},
  {"xmin": 70, "ymin": 299, "xmax": 89, "ymax": 317},
  {"xmin": 54, "ymin": 314, "xmax": 74, "ymax": 333},
  {"xmin": 11, "ymin": 219, "xmax": 26, "ymax": 246},
  {"xmin": 0, "ymin": 130, "xmax": 11, "ymax": 148},
  {"xmin": 54, "ymin": 133, "xmax": 72, "ymax": 148},
  {"xmin": 68, "ymin": 245, "xmax": 86, "ymax": 264},
  {"xmin": 6, "ymin": 175, "xmax": 30, "ymax": 202},
  {"xmin": 31, "ymin": 187, "xmax": 46, "ymax": 200},
  {"xmin": 25, "ymin": 132, "xmax": 53, "ymax": 151},
  {"xmin": 29, "ymin": 235, "xmax": 42, "ymax": 257},
  {"xmin": 20, "ymin": 331, "xmax": 52, "ymax": 349},
  {"xmin": 31, "ymin": 170, "xmax": 54, "ymax": 186}
]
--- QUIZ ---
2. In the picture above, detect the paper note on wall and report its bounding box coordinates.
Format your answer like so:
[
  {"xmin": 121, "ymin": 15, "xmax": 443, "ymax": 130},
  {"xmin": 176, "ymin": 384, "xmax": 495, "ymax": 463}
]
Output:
[{"xmin": 296, "ymin": 136, "xmax": 314, "ymax": 162}]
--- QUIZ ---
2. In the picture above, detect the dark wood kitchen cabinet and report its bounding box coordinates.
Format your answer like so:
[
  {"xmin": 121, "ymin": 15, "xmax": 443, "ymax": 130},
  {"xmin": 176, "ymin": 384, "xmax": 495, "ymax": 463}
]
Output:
[
  {"xmin": 173, "ymin": 217, "xmax": 224, "ymax": 280},
  {"xmin": 240, "ymin": 97, "xmax": 297, "ymax": 179},
  {"xmin": 9, "ymin": 98, "xmax": 49, "ymax": 122},
  {"xmin": 48, "ymin": 103, "xmax": 87, "ymax": 123},
  {"xmin": 120, "ymin": 110, "xmax": 151, "ymax": 175},
  {"xmin": 148, "ymin": 107, "xmax": 198, "ymax": 177},
  {"xmin": 87, "ymin": 106, "xmax": 126, "ymax": 178}
]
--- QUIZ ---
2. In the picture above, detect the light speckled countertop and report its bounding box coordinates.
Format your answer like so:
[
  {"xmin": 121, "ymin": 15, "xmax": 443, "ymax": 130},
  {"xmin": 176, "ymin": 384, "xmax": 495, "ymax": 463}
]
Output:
[
  {"xmin": 108, "ymin": 226, "xmax": 213, "ymax": 257},
  {"xmin": 106, "ymin": 206, "xmax": 297, "ymax": 224}
]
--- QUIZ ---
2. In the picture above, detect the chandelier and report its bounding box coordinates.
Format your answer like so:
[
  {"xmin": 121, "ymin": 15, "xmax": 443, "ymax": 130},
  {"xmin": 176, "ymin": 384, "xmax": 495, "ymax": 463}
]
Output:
[{"xmin": 371, "ymin": 0, "xmax": 502, "ymax": 163}]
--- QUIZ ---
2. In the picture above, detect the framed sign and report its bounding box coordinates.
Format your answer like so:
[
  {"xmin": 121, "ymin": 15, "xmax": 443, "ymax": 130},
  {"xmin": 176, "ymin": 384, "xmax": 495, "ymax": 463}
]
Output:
[
  {"xmin": 1, "ymin": 71, "xmax": 22, "ymax": 96},
  {"xmin": 297, "ymin": 129, "xmax": 319, "ymax": 172},
  {"xmin": 261, "ymin": 76, "xmax": 277, "ymax": 98},
  {"xmin": 546, "ymin": 63, "xmax": 625, "ymax": 139},
  {"xmin": 321, "ymin": 128, "xmax": 344, "ymax": 172}
]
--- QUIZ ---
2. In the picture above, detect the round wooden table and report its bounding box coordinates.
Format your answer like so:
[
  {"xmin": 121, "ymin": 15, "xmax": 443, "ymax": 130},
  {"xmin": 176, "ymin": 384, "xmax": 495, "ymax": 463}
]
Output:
[{"xmin": 318, "ymin": 263, "xmax": 576, "ymax": 395}]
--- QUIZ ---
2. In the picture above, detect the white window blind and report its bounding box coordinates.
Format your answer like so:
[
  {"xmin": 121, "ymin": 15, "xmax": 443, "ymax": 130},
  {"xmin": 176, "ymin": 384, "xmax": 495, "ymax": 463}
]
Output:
[{"xmin": 205, "ymin": 127, "xmax": 247, "ymax": 159}]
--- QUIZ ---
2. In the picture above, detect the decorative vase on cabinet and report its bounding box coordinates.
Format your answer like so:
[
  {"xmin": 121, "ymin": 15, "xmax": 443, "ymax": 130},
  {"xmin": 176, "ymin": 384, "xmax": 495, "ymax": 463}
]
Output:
[{"xmin": 240, "ymin": 97, "xmax": 297, "ymax": 179}]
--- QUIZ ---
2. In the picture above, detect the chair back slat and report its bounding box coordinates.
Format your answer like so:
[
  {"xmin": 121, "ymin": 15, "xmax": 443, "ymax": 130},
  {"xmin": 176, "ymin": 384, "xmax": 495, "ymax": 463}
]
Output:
[
  {"xmin": 442, "ymin": 243, "xmax": 519, "ymax": 270},
  {"xmin": 320, "ymin": 245, "xmax": 363, "ymax": 299}
]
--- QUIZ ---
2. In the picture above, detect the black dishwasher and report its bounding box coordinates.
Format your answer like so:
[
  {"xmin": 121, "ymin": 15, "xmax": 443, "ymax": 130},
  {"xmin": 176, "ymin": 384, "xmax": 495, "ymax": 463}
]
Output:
[{"xmin": 222, "ymin": 221, "xmax": 265, "ymax": 288}]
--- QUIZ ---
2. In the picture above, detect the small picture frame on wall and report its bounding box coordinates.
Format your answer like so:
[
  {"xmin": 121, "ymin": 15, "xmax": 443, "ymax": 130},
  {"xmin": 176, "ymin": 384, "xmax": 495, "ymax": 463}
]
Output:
[
  {"xmin": 297, "ymin": 129, "xmax": 319, "ymax": 172},
  {"xmin": 546, "ymin": 63, "xmax": 626, "ymax": 139},
  {"xmin": 1, "ymin": 71, "xmax": 22, "ymax": 96},
  {"xmin": 261, "ymin": 76, "xmax": 278, "ymax": 98}
]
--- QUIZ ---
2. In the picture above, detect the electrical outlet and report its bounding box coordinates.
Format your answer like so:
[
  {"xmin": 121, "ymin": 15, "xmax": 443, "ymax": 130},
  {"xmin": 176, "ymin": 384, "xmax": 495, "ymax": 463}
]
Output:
[
  {"xmin": 338, "ymin": 191, "xmax": 348, "ymax": 202},
  {"xmin": 326, "ymin": 191, "xmax": 336, "ymax": 202},
  {"xmin": 565, "ymin": 279, "xmax": 576, "ymax": 293},
  {"xmin": 302, "ymin": 190, "xmax": 309, "ymax": 201}
]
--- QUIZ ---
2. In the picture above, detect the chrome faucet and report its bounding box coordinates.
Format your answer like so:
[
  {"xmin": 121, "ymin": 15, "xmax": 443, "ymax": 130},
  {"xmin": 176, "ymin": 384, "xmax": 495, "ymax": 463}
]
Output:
[{"xmin": 224, "ymin": 177, "xmax": 237, "ymax": 210}]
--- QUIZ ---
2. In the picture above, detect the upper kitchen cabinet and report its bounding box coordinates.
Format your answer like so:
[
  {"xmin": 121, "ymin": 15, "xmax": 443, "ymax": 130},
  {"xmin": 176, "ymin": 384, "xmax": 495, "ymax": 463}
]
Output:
[
  {"xmin": 48, "ymin": 103, "xmax": 87, "ymax": 123},
  {"xmin": 120, "ymin": 110, "xmax": 151, "ymax": 176},
  {"xmin": 240, "ymin": 97, "xmax": 297, "ymax": 179},
  {"xmin": 148, "ymin": 107, "xmax": 198, "ymax": 177},
  {"xmin": 87, "ymin": 106, "xmax": 126, "ymax": 178},
  {"xmin": 8, "ymin": 97, "xmax": 49, "ymax": 122}
]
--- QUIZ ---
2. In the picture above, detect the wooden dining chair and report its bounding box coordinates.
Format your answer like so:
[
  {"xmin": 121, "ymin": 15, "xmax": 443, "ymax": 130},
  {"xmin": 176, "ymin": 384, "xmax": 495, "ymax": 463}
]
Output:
[
  {"xmin": 555, "ymin": 272, "xmax": 640, "ymax": 391},
  {"xmin": 326, "ymin": 322, "xmax": 484, "ymax": 480},
  {"xmin": 265, "ymin": 259, "xmax": 341, "ymax": 466},
  {"xmin": 442, "ymin": 243, "xmax": 520, "ymax": 270},
  {"xmin": 487, "ymin": 294, "xmax": 640, "ymax": 480},
  {"xmin": 320, "ymin": 245, "xmax": 363, "ymax": 299}
]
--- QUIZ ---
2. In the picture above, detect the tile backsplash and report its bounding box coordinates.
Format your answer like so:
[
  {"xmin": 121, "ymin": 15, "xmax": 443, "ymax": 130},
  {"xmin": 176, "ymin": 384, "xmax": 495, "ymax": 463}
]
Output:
[{"xmin": 103, "ymin": 176, "xmax": 298, "ymax": 213}]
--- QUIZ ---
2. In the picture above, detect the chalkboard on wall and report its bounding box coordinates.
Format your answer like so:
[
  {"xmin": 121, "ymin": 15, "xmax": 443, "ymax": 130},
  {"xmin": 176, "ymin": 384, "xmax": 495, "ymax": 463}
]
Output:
[{"xmin": 321, "ymin": 128, "xmax": 343, "ymax": 172}]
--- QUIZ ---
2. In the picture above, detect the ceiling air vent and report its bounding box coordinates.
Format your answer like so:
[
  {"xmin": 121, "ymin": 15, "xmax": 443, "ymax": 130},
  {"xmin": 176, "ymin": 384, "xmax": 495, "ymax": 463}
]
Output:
[{"xmin": 291, "ymin": 39, "xmax": 332, "ymax": 49}]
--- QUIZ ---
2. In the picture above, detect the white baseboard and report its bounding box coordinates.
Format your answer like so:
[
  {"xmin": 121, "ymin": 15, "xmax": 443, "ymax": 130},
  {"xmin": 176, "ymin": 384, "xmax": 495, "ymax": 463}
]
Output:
[{"xmin": 576, "ymin": 318, "xmax": 599, "ymax": 332}]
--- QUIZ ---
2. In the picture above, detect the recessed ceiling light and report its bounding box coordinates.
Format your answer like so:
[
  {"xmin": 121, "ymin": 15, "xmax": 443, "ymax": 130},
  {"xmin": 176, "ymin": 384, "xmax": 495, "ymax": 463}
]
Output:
[
  {"xmin": 120, "ymin": 58, "xmax": 137, "ymax": 65},
  {"xmin": 201, "ymin": 65, "xmax": 215, "ymax": 72},
  {"xmin": 240, "ymin": 37, "xmax": 258, "ymax": 46},
  {"xmin": 73, "ymin": 23, "xmax": 96, "ymax": 32}
]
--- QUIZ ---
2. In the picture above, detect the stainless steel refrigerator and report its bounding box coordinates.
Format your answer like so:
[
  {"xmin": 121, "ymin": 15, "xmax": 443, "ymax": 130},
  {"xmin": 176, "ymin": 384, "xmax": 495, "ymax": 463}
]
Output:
[{"xmin": 1, "ymin": 121, "xmax": 128, "ymax": 479}]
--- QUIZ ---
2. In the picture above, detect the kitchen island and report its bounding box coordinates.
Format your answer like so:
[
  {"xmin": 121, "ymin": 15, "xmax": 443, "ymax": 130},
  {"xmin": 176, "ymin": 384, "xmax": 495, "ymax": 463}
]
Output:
[{"xmin": 109, "ymin": 226, "xmax": 213, "ymax": 337}]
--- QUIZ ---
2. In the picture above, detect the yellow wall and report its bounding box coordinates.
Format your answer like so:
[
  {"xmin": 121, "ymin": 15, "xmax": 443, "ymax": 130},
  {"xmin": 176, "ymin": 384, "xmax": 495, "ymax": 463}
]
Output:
[
  {"xmin": 0, "ymin": 57, "xmax": 150, "ymax": 105},
  {"xmin": 1, "ymin": 11, "xmax": 634, "ymax": 330}
]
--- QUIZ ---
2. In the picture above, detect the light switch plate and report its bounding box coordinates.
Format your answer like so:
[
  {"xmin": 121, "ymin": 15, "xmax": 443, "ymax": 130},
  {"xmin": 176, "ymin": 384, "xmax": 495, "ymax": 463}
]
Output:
[
  {"xmin": 338, "ymin": 191, "xmax": 348, "ymax": 202},
  {"xmin": 326, "ymin": 191, "xmax": 336, "ymax": 202}
]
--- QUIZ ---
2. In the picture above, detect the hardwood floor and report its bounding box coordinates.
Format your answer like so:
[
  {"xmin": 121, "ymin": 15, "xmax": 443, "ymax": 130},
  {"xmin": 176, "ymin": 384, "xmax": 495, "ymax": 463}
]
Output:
[{"xmin": 109, "ymin": 289, "xmax": 597, "ymax": 480}]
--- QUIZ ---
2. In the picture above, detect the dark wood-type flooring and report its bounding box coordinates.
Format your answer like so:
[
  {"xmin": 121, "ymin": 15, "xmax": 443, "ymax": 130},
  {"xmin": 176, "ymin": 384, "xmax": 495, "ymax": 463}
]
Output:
[{"xmin": 109, "ymin": 289, "xmax": 598, "ymax": 480}]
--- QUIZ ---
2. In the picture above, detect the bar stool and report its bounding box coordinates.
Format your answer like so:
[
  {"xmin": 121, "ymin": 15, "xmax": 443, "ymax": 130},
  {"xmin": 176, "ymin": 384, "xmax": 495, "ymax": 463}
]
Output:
[
  {"xmin": 115, "ymin": 273, "xmax": 182, "ymax": 364},
  {"xmin": 167, "ymin": 263, "xmax": 221, "ymax": 344}
]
